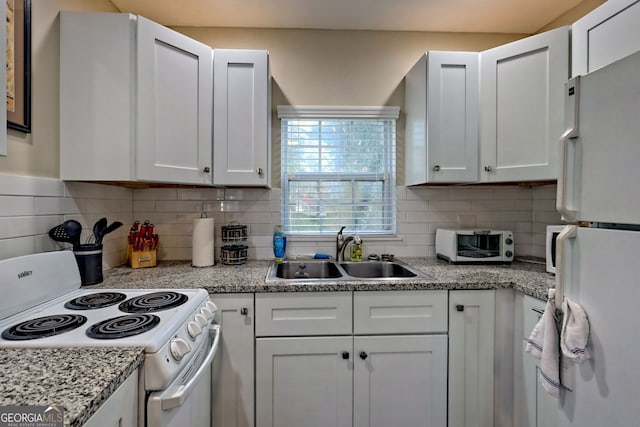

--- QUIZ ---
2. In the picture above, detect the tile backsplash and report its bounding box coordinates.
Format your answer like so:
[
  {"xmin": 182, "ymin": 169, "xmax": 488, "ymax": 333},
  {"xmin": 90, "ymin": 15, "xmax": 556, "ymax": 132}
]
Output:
[{"xmin": 0, "ymin": 172, "xmax": 560, "ymax": 267}]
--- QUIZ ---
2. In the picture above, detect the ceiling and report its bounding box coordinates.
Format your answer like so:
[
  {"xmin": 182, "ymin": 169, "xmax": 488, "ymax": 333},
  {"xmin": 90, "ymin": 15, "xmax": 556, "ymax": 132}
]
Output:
[{"xmin": 110, "ymin": 0, "xmax": 585, "ymax": 34}]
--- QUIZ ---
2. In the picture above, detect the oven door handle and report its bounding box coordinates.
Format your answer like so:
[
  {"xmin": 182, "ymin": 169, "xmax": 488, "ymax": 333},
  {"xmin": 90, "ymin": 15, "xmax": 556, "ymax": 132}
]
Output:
[{"xmin": 160, "ymin": 324, "xmax": 220, "ymax": 411}]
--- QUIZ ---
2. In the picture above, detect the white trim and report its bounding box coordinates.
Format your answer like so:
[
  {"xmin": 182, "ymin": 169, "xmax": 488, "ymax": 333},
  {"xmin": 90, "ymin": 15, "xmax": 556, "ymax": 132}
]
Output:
[{"xmin": 277, "ymin": 105, "xmax": 400, "ymax": 120}]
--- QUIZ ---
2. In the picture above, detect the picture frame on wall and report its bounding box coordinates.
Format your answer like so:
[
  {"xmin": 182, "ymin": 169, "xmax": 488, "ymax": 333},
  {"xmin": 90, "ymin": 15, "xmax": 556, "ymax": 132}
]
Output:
[{"xmin": 6, "ymin": 0, "xmax": 31, "ymax": 133}]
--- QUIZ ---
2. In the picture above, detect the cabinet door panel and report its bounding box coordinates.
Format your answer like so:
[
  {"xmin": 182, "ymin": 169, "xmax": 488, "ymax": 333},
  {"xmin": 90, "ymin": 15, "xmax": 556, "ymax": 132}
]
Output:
[
  {"xmin": 136, "ymin": 16, "xmax": 213, "ymax": 184},
  {"xmin": 405, "ymin": 51, "xmax": 479, "ymax": 184},
  {"xmin": 256, "ymin": 337, "xmax": 353, "ymax": 427},
  {"xmin": 572, "ymin": 0, "xmax": 640, "ymax": 77},
  {"xmin": 214, "ymin": 49, "xmax": 270, "ymax": 186},
  {"xmin": 480, "ymin": 27, "xmax": 568, "ymax": 182},
  {"xmin": 211, "ymin": 294, "xmax": 254, "ymax": 427},
  {"xmin": 353, "ymin": 335, "xmax": 447, "ymax": 427},
  {"xmin": 449, "ymin": 290, "xmax": 495, "ymax": 427}
]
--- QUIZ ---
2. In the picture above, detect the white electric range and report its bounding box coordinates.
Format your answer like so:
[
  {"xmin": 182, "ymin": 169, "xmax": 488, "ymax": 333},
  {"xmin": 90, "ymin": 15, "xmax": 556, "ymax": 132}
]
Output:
[{"xmin": 0, "ymin": 251, "xmax": 219, "ymax": 426}]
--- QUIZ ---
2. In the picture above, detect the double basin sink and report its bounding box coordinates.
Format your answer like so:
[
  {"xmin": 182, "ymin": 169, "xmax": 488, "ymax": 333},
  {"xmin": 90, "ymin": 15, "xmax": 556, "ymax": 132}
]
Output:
[{"xmin": 266, "ymin": 259, "xmax": 430, "ymax": 282}]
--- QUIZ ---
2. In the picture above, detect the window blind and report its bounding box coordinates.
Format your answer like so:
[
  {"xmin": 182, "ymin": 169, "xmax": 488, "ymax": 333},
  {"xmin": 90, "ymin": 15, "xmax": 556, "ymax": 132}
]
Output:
[{"xmin": 278, "ymin": 106, "xmax": 398, "ymax": 235}]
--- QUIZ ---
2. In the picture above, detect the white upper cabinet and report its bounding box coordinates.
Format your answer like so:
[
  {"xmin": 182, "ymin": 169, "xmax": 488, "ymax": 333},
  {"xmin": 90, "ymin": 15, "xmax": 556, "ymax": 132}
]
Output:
[
  {"xmin": 479, "ymin": 26, "xmax": 569, "ymax": 182},
  {"xmin": 405, "ymin": 51, "xmax": 479, "ymax": 184},
  {"xmin": 60, "ymin": 12, "xmax": 213, "ymax": 185},
  {"xmin": 572, "ymin": 0, "xmax": 640, "ymax": 77},
  {"xmin": 213, "ymin": 49, "xmax": 271, "ymax": 187}
]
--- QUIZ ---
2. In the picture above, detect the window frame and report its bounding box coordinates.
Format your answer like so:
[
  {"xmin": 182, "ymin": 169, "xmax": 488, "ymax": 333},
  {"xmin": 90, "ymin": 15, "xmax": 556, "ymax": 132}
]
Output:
[{"xmin": 277, "ymin": 105, "xmax": 400, "ymax": 237}]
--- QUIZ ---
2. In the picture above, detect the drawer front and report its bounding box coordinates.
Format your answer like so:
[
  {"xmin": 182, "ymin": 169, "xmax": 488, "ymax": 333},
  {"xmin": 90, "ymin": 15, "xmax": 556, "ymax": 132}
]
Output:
[
  {"xmin": 255, "ymin": 292, "xmax": 352, "ymax": 337},
  {"xmin": 354, "ymin": 290, "xmax": 448, "ymax": 334},
  {"xmin": 523, "ymin": 295, "xmax": 546, "ymax": 340}
]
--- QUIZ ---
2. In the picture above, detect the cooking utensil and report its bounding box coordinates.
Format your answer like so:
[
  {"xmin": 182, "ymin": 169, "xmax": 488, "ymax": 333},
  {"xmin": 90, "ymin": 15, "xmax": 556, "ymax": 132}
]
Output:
[
  {"xmin": 91, "ymin": 217, "xmax": 108, "ymax": 244},
  {"xmin": 49, "ymin": 224, "xmax": 75, "ymax": 245},
  {"xmin": 97, "ymin": 221, "xmax": 123, "ymax": 244},
  {"xmin": 63, "ymin": 220, "xmax": 83, "ymax": 248}
]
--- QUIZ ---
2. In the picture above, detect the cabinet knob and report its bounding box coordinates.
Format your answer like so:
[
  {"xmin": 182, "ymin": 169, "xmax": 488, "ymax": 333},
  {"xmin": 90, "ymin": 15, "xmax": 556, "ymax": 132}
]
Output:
[
  {"xmin": 484, "ymin": 165, "xmax": 493, "ymax": 172},
  {"xmin": 255, "ymin": 168, "xmax": 263, "ymax": 175},
  {"xmin": 359, "ymin": 351, "xmax": 368, "ymax": 360},
  {"xmin": 433, "ymin": 165, "xmax": 441, "ymax": 172},
  {"xmin": 342, "ymin": 351, "xmax": 350, "ymax": 360},
  {"xmin": 203, "ymin": 166, "xmax": 211, "ymax": 173},
  {"xmin": 240, "ymin": 307, "xmax": 248, "ymax": 316},
  {"xmin": 456, "ymin": 304, "xmax": 465, "ymax": 312}
]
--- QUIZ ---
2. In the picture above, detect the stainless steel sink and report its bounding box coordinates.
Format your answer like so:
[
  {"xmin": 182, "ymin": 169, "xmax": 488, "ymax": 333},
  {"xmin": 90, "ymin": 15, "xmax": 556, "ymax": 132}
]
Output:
[
  {"xmin": 339, "ymin": 261, "xmax": 419, "ymax": 278},
  {"xmin": 266, "ymin": 259, "xmax": 429, "ymax": 282},
  {"xmin": 270, "ymin": 260, "xmax": 343, "ymax": 280}
]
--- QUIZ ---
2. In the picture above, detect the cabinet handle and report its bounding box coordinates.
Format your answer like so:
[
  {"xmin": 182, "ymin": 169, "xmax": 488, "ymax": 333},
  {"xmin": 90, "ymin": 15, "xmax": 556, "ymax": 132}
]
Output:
[
  {"xmin": 433, "ymin": 165, "xmax": 441, "ymax": 172},
  {"xmin": 203, "ymin": 166, "xmax": 211, "ymax": 173},
  {"xmin": 255, "ymin": 168, "xmax": 263, "ymax": 175},
  {"xmin": 240, "ymin": 307, "xmax": 248, "ymax": 316},
  {"xmin": 484, "ymin": 165, "xmax": 493, "ymax": 172},
  {"xmin": 342, "ymin": 351, "xmax": 350, "ymax": 360},
  {"xmin": 456, "ymin": 304, "xmax": 465, "ymax": 312},
  {"xmin": 359, "ymin": 351, "xmax": 368, "ymax": 360}
]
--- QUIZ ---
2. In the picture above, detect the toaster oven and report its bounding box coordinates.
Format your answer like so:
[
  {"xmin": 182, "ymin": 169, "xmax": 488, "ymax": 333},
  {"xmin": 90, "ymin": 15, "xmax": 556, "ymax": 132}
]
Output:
[{"xmin": 435, "ymin": 229, "xmax": 514, "ymax": 263}]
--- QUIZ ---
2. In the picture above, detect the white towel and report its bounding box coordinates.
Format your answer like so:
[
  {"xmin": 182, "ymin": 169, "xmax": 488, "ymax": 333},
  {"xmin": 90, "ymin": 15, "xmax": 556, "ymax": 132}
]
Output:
[
  {"xmin": 561, "ymin": 297, "xmax": 591, "ymax": 362},
  {"xmin": 525, "ymin": 289, "xmax": 561, "ymax": 397}
]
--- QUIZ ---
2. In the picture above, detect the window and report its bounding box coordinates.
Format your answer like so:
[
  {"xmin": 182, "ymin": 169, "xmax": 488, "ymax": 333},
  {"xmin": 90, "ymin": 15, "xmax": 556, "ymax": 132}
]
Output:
[{"xmin": 278, "ymin": 106, "xmax": 399, "ymax": 236}]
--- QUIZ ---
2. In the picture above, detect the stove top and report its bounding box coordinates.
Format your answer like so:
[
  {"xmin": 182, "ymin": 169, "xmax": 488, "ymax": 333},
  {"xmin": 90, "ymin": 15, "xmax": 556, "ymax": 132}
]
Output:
[{"xmin": 0, "ymin": 251, "xmax": 218, "ymax": 392}]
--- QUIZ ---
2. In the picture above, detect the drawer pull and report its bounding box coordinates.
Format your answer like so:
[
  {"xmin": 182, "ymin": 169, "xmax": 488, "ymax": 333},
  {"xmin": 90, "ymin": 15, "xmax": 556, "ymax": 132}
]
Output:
[
  {"xmin": 342, "ymin": 351, "xmax": 350, "ymax": 360},
  {"xmin": 240, "ymin": 307, "xmax": 248, "ymax": 316},
  {"xmin": 456, "ymin": 304, "xmax": 465, "ymax": 312},
  {"xmin": 359, "ymin": 351, "xmax": 368, "ymax": 360}
]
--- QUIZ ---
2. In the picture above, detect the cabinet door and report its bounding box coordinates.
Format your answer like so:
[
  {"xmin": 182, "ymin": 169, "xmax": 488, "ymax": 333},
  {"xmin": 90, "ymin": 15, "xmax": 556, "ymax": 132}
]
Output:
[
  {"xmin": 449, "ymin": 290, "xmax": 495, "ymax": 427},
  {"xmin": 136, "ymin": 16, "xmax": 213, "ymax": 184},
  {"xmin": 211, "ymin": 294, "xmax": 255, "ymax": 427},
  {"xmin": 214, "ymin": 49, "xmax": 271, "ymax": 186},
  {"xmin": 353, "ymin": 335, "xmax": 447, "ymax": 427},
  {"xmin": 256, "ymin": 336, "xmax": 353, "ymax": 427},
  {"xmin": 572, "ymin": 0, "xmax": 640, "ymax": 77},
  {"xmin": 83, "ymin": 369, "xmax": 138, "ymax": 427},
  {"xmin": 405, "ymin": 51, "xmax": 479, "ymax": 184},
  {"xmin": 480, "ymin": 27, "xmax": 568, "ymax": 182}
]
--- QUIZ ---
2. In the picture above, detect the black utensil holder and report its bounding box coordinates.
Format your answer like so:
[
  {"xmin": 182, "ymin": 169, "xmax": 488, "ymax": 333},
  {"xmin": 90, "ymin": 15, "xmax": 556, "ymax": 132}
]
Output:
[{"xmin": 73, "ymin": 244, "xmax": 103, "ymax": 285}]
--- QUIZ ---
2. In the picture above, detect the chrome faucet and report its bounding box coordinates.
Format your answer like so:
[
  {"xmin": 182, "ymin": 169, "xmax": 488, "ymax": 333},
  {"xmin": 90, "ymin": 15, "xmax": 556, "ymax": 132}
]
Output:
[{"xmin": 336, "ymin": 226, "xmax": 356, "ymax": 262}]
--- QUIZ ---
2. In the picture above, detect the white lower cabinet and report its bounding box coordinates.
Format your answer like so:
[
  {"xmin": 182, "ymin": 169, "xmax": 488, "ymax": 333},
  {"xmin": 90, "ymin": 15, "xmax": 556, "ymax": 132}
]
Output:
[
  {"xmin": 256, "ymin": 336, "xmax": 353, "ymax": 427},
  {"xmin": 513, "ymin": 292, "xmax": 557, "ymax": 427},
  {"xmin": 353, "ymin": 335, "xmax": 448, "ymax": 427},
  {"xmin": 82, "ymin": 368, "xmax": 138, "ymax": 427},
  {"xmin": 255, "ymin": 291, "xmax": 448, "ymax": 427},
  {"xmin": 448, "ymin": 290, "xmax": 496, "ymax": 427},
  {"xmin": 211, "ymin": 293, "xmax": 255, "ymax": 427}
]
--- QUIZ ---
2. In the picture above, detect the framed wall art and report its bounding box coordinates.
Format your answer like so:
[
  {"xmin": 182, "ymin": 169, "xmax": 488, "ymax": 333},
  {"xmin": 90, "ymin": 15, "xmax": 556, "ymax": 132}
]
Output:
[{"xmin": 6, "ymin": 0, "xmax": 31, "ymax": 133}]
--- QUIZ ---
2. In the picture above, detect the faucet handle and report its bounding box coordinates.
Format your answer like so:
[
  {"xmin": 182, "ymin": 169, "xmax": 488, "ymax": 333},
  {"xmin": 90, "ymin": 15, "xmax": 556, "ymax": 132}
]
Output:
[{"xmin": 338, "ymin": 226, "xmax": 346, "ymax": 234}]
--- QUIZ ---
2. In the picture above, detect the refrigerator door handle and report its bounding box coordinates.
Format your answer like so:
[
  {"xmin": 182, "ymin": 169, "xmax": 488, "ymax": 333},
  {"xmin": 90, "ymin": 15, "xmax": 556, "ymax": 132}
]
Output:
[
  {"xmin": 555, "ymin": 225, "xmax": 577, "ymax": 311},
  {"xmin": 557, "ymin": 77, "xmax": 580, "ymax": 223}
]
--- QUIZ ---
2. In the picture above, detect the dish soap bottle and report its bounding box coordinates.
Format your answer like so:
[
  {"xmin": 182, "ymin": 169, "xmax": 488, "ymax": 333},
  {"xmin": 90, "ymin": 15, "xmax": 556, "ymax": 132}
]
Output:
[
  {"xmin": 273, "ymin": 225, "xmax": 286, "ymax": 262},
  {"xmin": 350, "ymin": 235, "xmax": 363, "ymax": 262}
]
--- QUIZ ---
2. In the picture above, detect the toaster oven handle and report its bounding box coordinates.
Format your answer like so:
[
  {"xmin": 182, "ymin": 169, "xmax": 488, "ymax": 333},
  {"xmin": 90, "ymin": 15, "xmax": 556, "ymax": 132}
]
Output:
[{"xmin": 160, "ymin": 324, "xmax": 221, "ymax": 411}]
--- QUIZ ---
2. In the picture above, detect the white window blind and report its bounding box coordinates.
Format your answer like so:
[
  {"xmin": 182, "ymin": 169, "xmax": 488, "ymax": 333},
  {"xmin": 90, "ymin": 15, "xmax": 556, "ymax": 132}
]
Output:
[{"xmin": 278, "ymin": 106, "xmax": 399, "ymax": 235}]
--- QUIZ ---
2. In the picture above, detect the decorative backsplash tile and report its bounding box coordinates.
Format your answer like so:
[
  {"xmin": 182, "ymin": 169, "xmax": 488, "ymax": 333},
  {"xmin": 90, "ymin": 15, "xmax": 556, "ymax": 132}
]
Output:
[{"xmin": 0, "ymin": 172, "xmax": 560, "ymax": 266}]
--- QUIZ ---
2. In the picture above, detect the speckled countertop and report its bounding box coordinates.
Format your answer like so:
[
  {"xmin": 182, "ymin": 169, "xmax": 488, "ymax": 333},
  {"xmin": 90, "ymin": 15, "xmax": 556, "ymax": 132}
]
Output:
[
  {"xmin": 97, "ymin": 257, "xmax": 554, "ymax": 300},
  {"xmin": 0, "ymin": 347, "xmax": 144, "ymax": 427}
]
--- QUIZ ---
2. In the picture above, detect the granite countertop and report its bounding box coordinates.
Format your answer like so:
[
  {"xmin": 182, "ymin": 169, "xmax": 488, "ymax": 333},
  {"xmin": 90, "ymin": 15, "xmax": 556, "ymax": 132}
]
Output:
[
  {"xmin": 0, "ymin": 347, "xmax": 144, "ymax": 427},
  {"xmin": 98, "ymin": 257, "xmax": 554, "ymax": 300}
]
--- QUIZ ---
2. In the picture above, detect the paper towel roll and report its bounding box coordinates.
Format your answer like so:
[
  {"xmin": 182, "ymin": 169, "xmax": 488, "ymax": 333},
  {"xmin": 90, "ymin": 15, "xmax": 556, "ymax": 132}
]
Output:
[{"xmin": 192, "ymin": 217, "xmax": 215, "ymax": 267}]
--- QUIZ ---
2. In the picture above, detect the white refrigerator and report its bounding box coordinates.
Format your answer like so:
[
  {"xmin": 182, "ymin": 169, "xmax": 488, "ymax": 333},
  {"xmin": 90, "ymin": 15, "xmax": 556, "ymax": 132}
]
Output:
[{"xmin": 556, "ymin": 49, "xmax": 640, "ymax": 426}]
